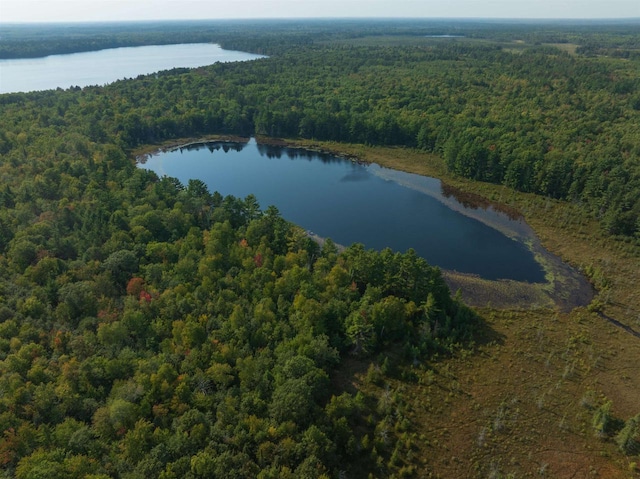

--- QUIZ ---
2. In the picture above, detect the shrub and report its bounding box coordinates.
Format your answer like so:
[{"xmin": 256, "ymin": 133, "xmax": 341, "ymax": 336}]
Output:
[{"xmin": 616, "ymin": 414, "xmax": 640, "ymax": 455}]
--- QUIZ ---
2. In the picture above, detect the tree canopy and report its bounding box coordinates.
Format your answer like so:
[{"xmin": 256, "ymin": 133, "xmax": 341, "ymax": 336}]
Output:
[
  {"xmin": 0, "ymin": 19, "xmax": 639, "ymax": 476},
  {"xmin": 2, "ymin": 21, "xmax": 638, "ymax": 238}
]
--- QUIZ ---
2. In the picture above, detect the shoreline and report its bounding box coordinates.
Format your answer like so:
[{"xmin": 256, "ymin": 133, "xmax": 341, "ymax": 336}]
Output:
[{"xmin": 133, "ymin": 135, "xmax": 595, "ymax": 312}]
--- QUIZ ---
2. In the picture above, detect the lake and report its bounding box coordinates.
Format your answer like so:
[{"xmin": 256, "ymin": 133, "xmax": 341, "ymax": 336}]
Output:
[
  {"xmin": 139, "ymin": 139, "xmax": 546, "ymax": 282},
  {"xmin": 0, "ymin": 43, "xmax": 265, "ymax": 94}
]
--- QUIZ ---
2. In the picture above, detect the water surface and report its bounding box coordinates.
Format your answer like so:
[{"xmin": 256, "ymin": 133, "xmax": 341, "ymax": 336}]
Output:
[
  {"xmin": 140, "ymin": 139, "xmax": 546, "ymax": 282},
  {"xmin": 0, "ymin": 43, "xmax": 265, "ymax": 94}
]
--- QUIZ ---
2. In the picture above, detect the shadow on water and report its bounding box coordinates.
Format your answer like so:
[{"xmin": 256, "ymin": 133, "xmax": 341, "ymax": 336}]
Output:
[
  {"xmin": 367, "ymin": 164, "xmax": 594, "ymax": 311},
  {"xmin": 440, "ymin": 183, "xmax": 522, "ymax": 221},
  {"xmin": 139, "ymin": 138, "xmax": 595, "ymax": 312}
]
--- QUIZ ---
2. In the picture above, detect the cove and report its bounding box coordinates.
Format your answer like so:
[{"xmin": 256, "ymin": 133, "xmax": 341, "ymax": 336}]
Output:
[
  {"xmin": 0, "ymin": 43, "xmax": 266, "ymax": 94},
  {"xmin": 139, "ymin": 139, "xmax": 546, "ymax": 283}
]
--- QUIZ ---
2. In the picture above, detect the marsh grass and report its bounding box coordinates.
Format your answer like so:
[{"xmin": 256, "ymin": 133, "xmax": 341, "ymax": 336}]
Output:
[{"xmin": 137, "ymin": 136, "xmax": 640, "ymax": 477}]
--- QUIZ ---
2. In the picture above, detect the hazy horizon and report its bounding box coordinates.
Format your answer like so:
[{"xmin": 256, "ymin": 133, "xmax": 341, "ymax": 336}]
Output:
[
  {"xmin": 2, "ymin": 0, "xmax": 639, "ymax": 24},
  {"xmin": 3, "ymin": 17, "xmax": 640, "ymax": 26}
]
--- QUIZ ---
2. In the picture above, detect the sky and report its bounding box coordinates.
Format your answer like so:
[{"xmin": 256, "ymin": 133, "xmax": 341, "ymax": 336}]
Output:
[{"xmin": 1, "ymin": 0, "xmax": 639, "ymax": 23}]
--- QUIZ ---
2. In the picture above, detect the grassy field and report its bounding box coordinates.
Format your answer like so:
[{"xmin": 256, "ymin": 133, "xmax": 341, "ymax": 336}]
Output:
[
  {"xmin": 290, "ymin": 139, "xmax": 640, "ymax": 478},
  {"xmin": 136, "ymin": 136, "xmax": 640, "ymax": 477},
  {"xmin": 544, "ymin": 43, "xmax": 580, "ymax": 55}
]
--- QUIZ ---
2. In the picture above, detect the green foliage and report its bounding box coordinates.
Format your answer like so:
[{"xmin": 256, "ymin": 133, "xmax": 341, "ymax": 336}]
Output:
[
  {"xmin": 592, "ymin": 400, "xmax": 616, "ymax": 437},
  {"xmin": 3, "ymin": 22, "xmax": 640, "ymax": 239},
  {"xmin": 3, "ymin": 19, "xmax": 638, "ymax": 477},
  {"xmin": 616, "ymin": 414, "xmax": 640, "ymax": 456},
  {"xmin": 0, "ymin": 108, "xmax": 471, "ymax": 477},
  {"xmin": 102, "ymin": 250, "xmax": 139, "ymax": 289}
]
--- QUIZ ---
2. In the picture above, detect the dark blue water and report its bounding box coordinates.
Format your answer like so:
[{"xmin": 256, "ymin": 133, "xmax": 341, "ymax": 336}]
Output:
[{"xmin": 140, "ymin": 139, "xmax": 546, "ymax": 282}]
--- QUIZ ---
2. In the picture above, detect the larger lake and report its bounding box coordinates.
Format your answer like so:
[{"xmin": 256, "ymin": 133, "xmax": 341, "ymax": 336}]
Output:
[
  {"xmin": 0, "ymin": 43, "xmax": 265, "ymax": 94},
  {"xmin": 140, "ymin": 139, "xmax": 546, "ymax": 282}
]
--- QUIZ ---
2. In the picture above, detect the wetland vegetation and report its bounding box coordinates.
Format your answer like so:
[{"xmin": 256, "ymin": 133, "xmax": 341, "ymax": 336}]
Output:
[{"xmin": 0, "ymin": 19, "xmax": 639, "ymax": 478}]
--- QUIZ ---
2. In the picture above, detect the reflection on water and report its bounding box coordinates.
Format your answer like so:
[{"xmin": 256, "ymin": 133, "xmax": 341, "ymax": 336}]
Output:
[
  {"xmin": 440, "ymin": 183, "xmax": 522, "ymax": 221},
  {"xmin": 140, "ymin": 139, "xmax": 546, "ymax": 282}
]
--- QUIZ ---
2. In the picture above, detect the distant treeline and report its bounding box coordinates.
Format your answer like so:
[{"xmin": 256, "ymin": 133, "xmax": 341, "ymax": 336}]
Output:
[
  {"xmin": 2, "ymin": 19, "xmax": 640, "ymax": 58},
  {"xmin": 0, "ymin": 81, "xmax": 474, "ymax": 478},
  {"xmin": 2, "ymin": 27, "xmax": 638, "ymax": 238},
  {"xmin": 0, "ymin": 21, "xmax": 639, "ymax": 477},
  {"xmin": 0, "ymin": 21, "xmax": 231, "ymax": 58}
]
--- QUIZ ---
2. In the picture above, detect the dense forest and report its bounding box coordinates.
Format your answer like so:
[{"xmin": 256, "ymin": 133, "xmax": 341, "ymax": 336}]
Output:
[
  {"xmin": 1, "ymin": 19, "xmax": 640, "ymax": 477},
  {"xmin": 0, "ymin": 117, "xmax": 476, "ymax": 478},
  {"xmin": 2, "ymin": 22, "xmax": 640, "ymax": 238},
  {"xmin": 2, "ymin": 19, "xmax": 640, "ymax": 59},
  {"xmin": 0, "ymin": 23, "xmax": 482, "ymax": 477}
]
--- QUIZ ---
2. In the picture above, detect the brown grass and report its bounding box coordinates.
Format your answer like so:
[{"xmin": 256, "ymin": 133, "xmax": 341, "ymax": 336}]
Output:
[
  {"xmin": 545, "ymin": 43, "xmax": 580, "ymax": 55},
  {"xmin": 443, "ymin": 270, "xmax": 554, "ymax": 310},
  {"xmin": 290, "ymin": 139, "xmax": 640, "ymax": 478},
  {"xmin": 135, "ymin": 136, "xmax": 640, "ymax": 477}
]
